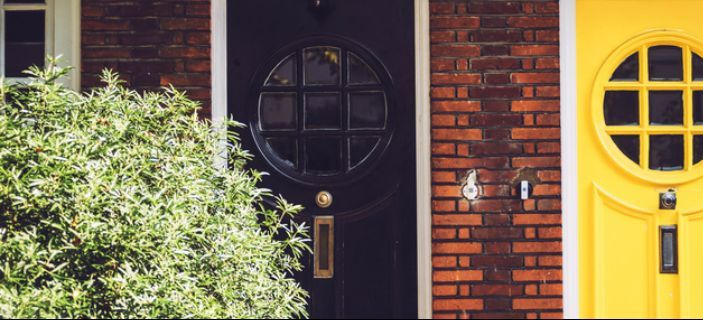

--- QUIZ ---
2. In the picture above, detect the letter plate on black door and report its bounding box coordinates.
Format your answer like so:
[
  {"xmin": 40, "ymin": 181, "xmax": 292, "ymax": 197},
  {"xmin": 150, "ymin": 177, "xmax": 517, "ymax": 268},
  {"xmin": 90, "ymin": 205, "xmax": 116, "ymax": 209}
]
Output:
[
  {"xmin": 314, "ymin": 216, "xmax": 334, "ymax": 278},
  {"xmin": 660, "ymin": 225, "xmax": 678, "ymax": 274}
]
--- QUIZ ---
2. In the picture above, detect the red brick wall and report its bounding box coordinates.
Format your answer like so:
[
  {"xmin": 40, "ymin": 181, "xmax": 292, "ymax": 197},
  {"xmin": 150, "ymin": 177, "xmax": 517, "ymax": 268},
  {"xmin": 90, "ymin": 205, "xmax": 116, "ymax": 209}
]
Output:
[
  {"xmin": 81, "ymin": 0, "xmax": 212, "ymax": 117},
  {"xmin": 430, "ymin": 1, "xmax": 562, "ymax": 318}
]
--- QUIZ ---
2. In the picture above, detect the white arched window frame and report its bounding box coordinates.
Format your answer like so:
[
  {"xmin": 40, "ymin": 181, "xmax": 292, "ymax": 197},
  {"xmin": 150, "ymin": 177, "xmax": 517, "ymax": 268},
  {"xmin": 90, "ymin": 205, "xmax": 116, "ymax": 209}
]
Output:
[{"xmin": 0, "ymin": 0, "xmax": 80, "ymax": 89}]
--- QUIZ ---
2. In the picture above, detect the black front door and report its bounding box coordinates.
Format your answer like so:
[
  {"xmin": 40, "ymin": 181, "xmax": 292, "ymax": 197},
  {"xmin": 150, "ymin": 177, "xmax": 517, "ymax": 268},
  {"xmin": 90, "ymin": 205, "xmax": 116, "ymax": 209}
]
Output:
[{"xmin": 228, "ymin": 1, "xmax": 416, "ymax": 317}]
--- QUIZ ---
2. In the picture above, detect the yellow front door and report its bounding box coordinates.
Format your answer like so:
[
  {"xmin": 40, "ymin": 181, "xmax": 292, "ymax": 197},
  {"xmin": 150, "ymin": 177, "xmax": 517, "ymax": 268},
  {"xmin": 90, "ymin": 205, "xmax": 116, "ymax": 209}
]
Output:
[{"xmin": 578, "ymin": 0, "xmax": 703, "ymax": 318}]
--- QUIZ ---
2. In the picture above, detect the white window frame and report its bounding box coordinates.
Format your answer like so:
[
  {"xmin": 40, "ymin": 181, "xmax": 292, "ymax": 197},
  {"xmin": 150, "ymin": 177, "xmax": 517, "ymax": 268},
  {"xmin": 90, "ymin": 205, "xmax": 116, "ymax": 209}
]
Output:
[{"xmin": 0, "ymin": 0, "xmax": 80, "ymax": 89}]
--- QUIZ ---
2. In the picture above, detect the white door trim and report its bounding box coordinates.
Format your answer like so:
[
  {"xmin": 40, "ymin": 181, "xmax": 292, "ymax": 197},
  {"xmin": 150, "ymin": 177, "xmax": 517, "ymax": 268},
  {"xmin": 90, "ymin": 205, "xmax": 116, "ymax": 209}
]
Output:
[
  {"xmin": 414, "ymin": 0, "xmax": 432, "ymax": 317},
  {"xmin": 559, "ymin": 0, "xmax": 579, "ymax": 318},
  {"xmin": 210, "ymin": 0, "xmax": 433, "ymax": 317}
]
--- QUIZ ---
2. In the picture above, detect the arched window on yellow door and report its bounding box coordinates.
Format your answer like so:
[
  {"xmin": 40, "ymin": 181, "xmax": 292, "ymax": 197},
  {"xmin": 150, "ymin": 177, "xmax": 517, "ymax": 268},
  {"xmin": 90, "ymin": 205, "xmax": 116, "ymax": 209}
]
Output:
[{"xmin": 593, "ymin": 33, "xmax": 703, "ymax": 184}]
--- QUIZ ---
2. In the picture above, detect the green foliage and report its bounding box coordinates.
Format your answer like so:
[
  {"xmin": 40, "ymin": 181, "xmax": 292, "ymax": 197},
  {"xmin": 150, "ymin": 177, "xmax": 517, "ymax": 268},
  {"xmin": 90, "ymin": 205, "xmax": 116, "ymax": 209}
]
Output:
[{"xmin": 0, "ymin": 61, "xmax": 310, "ymax": 318}]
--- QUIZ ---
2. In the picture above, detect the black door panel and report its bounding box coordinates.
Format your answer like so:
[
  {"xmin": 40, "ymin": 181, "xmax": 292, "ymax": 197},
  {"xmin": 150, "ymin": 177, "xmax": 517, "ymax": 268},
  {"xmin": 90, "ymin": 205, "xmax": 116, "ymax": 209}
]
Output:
[{"xmin": 229, "ymin": 1, "xmax": 416, "ymax": 317}]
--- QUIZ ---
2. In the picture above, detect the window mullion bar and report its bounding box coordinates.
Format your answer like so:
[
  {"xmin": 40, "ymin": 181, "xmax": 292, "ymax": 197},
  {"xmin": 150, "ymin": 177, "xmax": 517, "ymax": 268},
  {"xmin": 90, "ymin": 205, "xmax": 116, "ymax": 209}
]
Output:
[
  {"xmin": 641, "ymin": 133, "xmax": 649, "ymax": 170},
  {"xmin": 640, "ymin": 45, "xmax": 649, "ymax": 169},
  {"xmin": 641, "ymin": 45, "xmax": 649, "ymax": 84},
  {"xmin": 684, "ymin": 46, "xmax": 694, "ymax": 171},
  {"xmin": 684, "ymin": 46, "xmax": 692, "ymax": 84},
  {"xmin": 685, "ymin": 132, "xmax": 693, "ymax": 171}
]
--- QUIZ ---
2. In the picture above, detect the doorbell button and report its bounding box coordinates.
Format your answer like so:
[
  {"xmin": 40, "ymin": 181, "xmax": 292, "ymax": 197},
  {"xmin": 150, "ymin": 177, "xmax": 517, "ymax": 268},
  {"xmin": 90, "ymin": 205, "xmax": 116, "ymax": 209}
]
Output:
[{"xmin": 520, "ymin": 180, "xmax": 532, "ymax": 200}]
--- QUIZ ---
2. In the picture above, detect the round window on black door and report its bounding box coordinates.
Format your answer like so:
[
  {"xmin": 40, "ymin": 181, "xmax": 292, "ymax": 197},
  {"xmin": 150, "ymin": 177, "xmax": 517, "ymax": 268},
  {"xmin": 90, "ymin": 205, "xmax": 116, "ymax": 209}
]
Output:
[{"xmin": 250, "ymin": 39, "xmax": 394, "ymax": 185}]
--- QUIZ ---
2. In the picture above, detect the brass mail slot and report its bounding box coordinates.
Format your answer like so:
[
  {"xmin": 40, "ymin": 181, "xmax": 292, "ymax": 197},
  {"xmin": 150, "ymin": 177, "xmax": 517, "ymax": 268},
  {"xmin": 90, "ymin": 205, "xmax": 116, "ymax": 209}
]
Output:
[{"xmin": 314, "ymin": 216, "xmax": 334, "ymax": 279}]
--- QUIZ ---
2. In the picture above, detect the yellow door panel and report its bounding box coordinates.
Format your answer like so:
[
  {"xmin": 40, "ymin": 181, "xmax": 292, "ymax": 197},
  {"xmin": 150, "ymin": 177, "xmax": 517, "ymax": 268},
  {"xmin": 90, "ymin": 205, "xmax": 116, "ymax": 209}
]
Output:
[
  {"xmin": 578, "ymin": 0, "xmax": 703, "ymax": 318},
  {"xmin": 593, "ymin": 186, "xmax": 656, "ymax": 318}
]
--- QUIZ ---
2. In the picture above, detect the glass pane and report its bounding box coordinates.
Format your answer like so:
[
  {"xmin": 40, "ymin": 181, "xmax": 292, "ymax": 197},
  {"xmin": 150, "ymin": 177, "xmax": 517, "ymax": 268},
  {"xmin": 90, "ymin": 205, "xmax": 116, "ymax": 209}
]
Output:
[
  {"xmin": 259, "ymin": 93, "xmax": 297, "ymax": 130},
  {"xmin": 611, "ymin": 135, "xmax": 640, "ymax": 164},
  {"xmin": 649, "ymin": 135, "xmax": 684, "ymax": 171},
  {"xmin": 266, "ymin": 137, "xmax": 298, "ymax": 169},
  {"xmin": 304, "ymin": 47, "xmax": 340, "ymax": 85},
  {"xmin": 348, "ymin": 52, "xmax": 379, "ymax": 85},
  {"xmin": 693, "ymin": 52, "xmax": 703, "ymax": 81},
  {"xmin": 349, "ymin": 137, "xmax": 380, "ymax": 169},
  {"xmin": 5, "ymin": 10, "xmax": 45, "ymax": 77},
  {"xmin": 649, "ymin": 46, "xmax": 683, "ymax": 81},
  {"xmin": 610, "ymin": 52, "xmax": 639, "ymax": 81},
  {"xmin": 694, "ymin": 91, "xmax": 703, "ymax": 125},
  {"xmin": 305, "ymin": 138, "xmax": 342, "ymax": 174},
  {"xmin": 265, "ymin": 54, "xmax": 296, "ymax": 86},
  {"xmin": 604, "ymin": 91, "xmax": 639, "ymax": 126},
  {"xmin": 649, "ymin": 91, "xmax": 683, "ymax": 125},
  {"xmin": 349, "ymin": 92, "xmax": 387, "ymax": 129},
  {"xmin": 305, "ymin": 93, "xmax": 341, "ymax": 129},
  {"xmin": 694, "ymin": 136, "xmax": 703, "ymax": 165}
]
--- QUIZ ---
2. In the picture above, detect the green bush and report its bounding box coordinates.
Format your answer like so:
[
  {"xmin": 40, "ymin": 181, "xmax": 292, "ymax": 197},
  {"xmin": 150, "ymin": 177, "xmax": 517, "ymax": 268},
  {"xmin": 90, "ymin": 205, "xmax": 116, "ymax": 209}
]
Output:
[{"xmin": 0, "ymin": 62, "xmax": 310, "ymax": 318}]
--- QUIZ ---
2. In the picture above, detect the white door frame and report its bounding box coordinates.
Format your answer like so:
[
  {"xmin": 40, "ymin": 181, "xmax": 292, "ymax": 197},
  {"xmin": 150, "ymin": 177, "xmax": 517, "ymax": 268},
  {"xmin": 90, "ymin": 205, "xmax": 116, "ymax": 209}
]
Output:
[
  {"xmin": 559, "ymin": 0, "xmax": 579, "ymax": 318},
  {"xmin": 210, "ymin": 0, "xmax": 433, "ymax": 317}
]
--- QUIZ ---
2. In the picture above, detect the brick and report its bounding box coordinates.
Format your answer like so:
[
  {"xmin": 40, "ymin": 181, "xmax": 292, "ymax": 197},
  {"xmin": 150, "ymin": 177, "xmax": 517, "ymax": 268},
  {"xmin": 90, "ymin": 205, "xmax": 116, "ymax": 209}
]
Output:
[
  {"xmin": 433, "ymin": 228, "xmax": 457, "ymax": 240},
  {"xmin": 432, "ymin": 45, "xmax": 481, "ymax": 57},
  {"xmin": 538, "ymin": 227, "xmax": 563, "ymax": 241},
  {"xmin": 433, "ymin": 242, "xmax": 483, "ymax": 255},
  {"xmin": 160, "ymin": 18, "xmax": 209, "ymax": 30},
  {"xmin": 471, "ymin": 284, "xmax": 523, "ymax": 296},
  {"xmin": 536, "ymin": 31, "xmax": 559, "ymax": 43},
  {"xmin": 513, "ymin": 298, "xmax": 562, "ymax": 310},
  {"xmin": 434, "ymin": 270, "xmax": 483, "ymax": 282},
  {"xmin": 432, "ymin": 87, "xmax": 457, "ymax": 99},
  {"xmin": 511, "ymin": 100, "xmax": 560, "ymax": 112},
  {"xmin": 537, "ymin": 142, "xmax": 560, "ymax": 154},
  {"xmin": 83, "ymin": 20, "xmax": 130, "ymax": 31},
  {"xmin": 513, "ymin": 269, "xmax": 562, "ymax": 282},
  {"xmin": 511, "ymin": 45, "xmax": 560, "ymax": 56},
  {"xmin": 467, "ymin": 1, "xmax": 521, "ymax": 14},
  {"xmin": 433, "ymin": 256, "xmax": 457, "ymax": 268},
  {"xmin": 472, "ymin": 227, "xmax": 523, "ymax": 239},
  {"xmin": 513, "ymin": 241, "xmax": 562, "ymax": 253},
  {"xmin": 434, "ymin": 285, "xmax": 458, "ymax": 296},
  {"xmin": 431, "ymin": 16, "xmax": 480, "ymax": 29},
  {"xmin": 507, "ymin": 17, "xmax": 559, "ymax": 28},
  {"xmin": 538, "ymin": 256, "xmax": 562, "ymax": 267},
  {"xmin": 512, "ymin": 73, "xmax": 560, "ymax": 84},
  {"xmin": 433, "ymin": 214, "xmax": 483, "ymax": 226},
  {"xmin": 535, "ymin": 2, "xmax": 560, "ymax": 14},
  {"xmin": 512, "ymin": 128, "xmax": 560, "ymax": 140},
  {"xmin": 432, "ymin": 73, "xmax": 482, "ymax": 85},
  {"xmin": 159, "ymin": 46, "xmax": 211, "ymax": 58},
  {"xmin": 433, "ymin": 129, "xmax": 483, "ymax": 141},
  {"xmin": 160, "ymin": 74, "xmax": 210, "ymax": 87},
  {"xmin": 536, "ymin": 86, "xmax": 560, "ymax": 97},
  {"xmin": 512, "ymin": 156, "xmax": 560, "ymax": 168},
  {"xmin": 471, "ymin": 255, "xmax": 523, "ymax": 268},
  {"xmin": 471, "ymin": 57, "xmax": 521, "ymax": 70},
  {"xmin": 513, "ymin": 214, "xmax": 561, "ymax": 225},
  {"xmin": 433, "ymin": 157, "xmax": 510, "ymax": 169},
  {"xmin": 469, "ymin": 86, "xmax": 522, "ymax": 98},
  {"xmin": 471, "ymin": 142, "xmax": 522, "ymax": 155},
  {"xmin": 430, "ymin": 2, "xmax": 455, "ymax": 14},
  {"xmin": 433, "ymin": 299, "xmax": 483, "ymax": 311},
  {"xmin": 540, "ymin": 283, "xmax": 562, "ymax": 296},
  {"xmin": 431, "ymin": 31, "xmax": 456, "ymax": 43}
]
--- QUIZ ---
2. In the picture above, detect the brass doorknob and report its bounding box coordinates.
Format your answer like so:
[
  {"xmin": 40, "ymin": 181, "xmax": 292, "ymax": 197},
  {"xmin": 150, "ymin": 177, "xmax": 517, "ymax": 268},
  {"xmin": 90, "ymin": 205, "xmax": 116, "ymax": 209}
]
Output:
[{"xmin": 316, "ymin": 191, "xmax": 333, "ymax": 208}]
